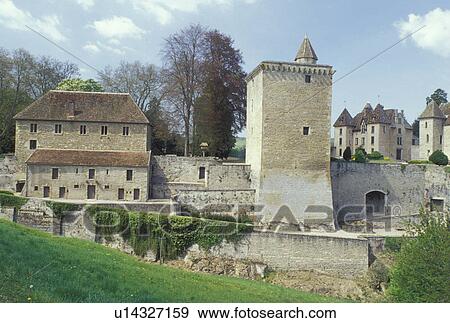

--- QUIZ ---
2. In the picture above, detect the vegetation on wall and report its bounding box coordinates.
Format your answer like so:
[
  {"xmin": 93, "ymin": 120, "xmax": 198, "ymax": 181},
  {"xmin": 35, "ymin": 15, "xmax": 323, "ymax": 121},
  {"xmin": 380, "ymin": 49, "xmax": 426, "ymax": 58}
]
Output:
[
  {"xmin": 45, "ymin": 201, "xmax": 82, "ymax": 220},
  {"xmin": 86, "ymin": 206, "xmax": 253, "ymax": 260},
  {"xmin": 0, "ymin": 192, "xmax": 28, "ymax": 209}
]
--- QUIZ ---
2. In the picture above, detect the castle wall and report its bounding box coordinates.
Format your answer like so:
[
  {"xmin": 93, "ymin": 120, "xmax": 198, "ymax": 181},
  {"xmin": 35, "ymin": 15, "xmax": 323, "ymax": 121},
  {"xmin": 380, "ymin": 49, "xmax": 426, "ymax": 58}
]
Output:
[
  {"xmin": 0, "ymin": 155, "xmax": 18, "ymax": 192},
  {"xmin": 15, "ymin": 120, "xmax": 149, "ymax": 172},
  {"xmin": 443, "ymin": 125, "xmax": 450, "ymax": 158}
]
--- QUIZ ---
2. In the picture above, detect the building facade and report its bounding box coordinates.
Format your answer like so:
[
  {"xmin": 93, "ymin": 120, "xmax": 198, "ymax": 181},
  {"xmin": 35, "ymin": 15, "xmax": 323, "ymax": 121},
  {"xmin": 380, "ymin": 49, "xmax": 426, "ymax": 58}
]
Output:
[
  {"xmin": 333, "ymin": 103, "xmax": 413, "ymax": 161},
  {"xmin": 246, "ymin": 36, "xmax": 335, "ymax": 228}
]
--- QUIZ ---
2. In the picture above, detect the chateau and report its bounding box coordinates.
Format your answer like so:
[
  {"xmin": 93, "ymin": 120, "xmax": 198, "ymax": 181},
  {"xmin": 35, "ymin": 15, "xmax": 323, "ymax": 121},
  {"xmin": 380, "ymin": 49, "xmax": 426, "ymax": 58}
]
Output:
[{"xmin": 333, "ymin": 103, "xmax": 413, "ymax": 161}]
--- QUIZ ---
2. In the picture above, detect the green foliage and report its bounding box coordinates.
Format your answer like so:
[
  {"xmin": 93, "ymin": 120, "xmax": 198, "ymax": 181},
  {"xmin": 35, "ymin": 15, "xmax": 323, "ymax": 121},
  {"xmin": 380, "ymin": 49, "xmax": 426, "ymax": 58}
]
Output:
[
  {"xmin": 0, "ymin": 190, "xmax": 14, "ymax": 195},
  {"xmin": 86, "ymin": 206, "xmax": 253, "ymax": 260},
  {"xmin": 426, "ymin": 88, "xmax": 448, "ymax": 106},
  {"xmin": 56, "ymin": 78, "xmax": 104, "ymax": 92},
  {"xmin": 0, "ymin": 219, "xmax": 344, "ymax": 302},
  {"xmin": 46, "ymin": 201, "xmax": 82, "ymax": 220},
  {"xmin": 387, "ymin": 211, "xmax": 450, "ymax": 302},
  {"xmin": 445, "ymin": 166, "xmax": 450, "ymax": 174},
  {"xmin": 384, "ymin": 237, "xmax": 404, "ymax": 253},
  {"xmin": 366, "ymin": 260, "xmax": 390, "ymax": 292},
  {"xmin": 428, "ymin": 150, "xmax": 449, "ymax": 166},
  {"xmin": 343, "ymin": 146, "xmax": 352, "ymax": 161},
  {"xmin": 408, "ymin": 160, "xmax": 431, "ymax": 165},
  {"xmin": 0, "ymin": 192, "xmax": 28, "ymax": 209},
  {"xmin": 354, "ymin": 148, "xmax": 367, "ymax": 163},
  {"xmin": 367, "ymin": 151, "xmax": 384, "ymax": 160}
]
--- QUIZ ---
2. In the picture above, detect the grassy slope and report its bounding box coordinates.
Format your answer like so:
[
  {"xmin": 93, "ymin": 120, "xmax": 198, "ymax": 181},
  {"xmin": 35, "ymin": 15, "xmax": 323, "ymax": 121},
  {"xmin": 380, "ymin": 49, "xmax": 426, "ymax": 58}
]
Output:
[{"xmin": 0, "ymin": 220, "xmax": 344, "ymax": 303}]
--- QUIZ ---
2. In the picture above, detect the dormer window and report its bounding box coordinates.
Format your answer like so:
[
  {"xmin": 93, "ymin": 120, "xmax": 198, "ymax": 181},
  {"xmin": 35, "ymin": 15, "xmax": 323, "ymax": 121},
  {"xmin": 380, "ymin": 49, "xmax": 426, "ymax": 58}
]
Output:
[{"xmin": 361, "ymin": 121, "xmax": 367, "ymax": 134}]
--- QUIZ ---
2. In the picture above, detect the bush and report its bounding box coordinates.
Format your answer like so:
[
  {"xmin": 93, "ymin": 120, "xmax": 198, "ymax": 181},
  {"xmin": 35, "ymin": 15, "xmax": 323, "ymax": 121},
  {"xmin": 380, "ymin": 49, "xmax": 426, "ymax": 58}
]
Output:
[
  {"xmin": 343, "ymin": 146, "xmax": 352, "ymax": 161},
  {"xmin": 367, "ymin": 151, "xmax": 384, "ymax": 160},
  {"xmin": 429, "ymin": 150, "xmax": 449, "ymax": 166},
  {"xmin": 366, "ymin": 260, "xmax": 390, "ymax": 292},
  {"xmin": 354, "ymin": 149, "xmax": 367, "ymax": 163},
  {"xmin": 387, "ymin": 211, "xmax": 450, "ymax": 302},
  {"xmin": 0, "ymin": 193, "xmax": 28, "ymax": 209},
  {"xmin": 409, "ymin": 160, "xmax": 431, "ymax": 165}
]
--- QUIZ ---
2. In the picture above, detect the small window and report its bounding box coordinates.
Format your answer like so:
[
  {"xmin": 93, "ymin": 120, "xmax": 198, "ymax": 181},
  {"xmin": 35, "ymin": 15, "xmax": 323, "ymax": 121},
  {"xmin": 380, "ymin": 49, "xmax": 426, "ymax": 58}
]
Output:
[
  {"xmin": 104, "ymin": 185, "xmax": 110, "ymax": 190},
  {"xmin": 74, "ymin": 184, "xmax": 80, "ymax": 189},
  {"xmin": 371, "ymin": 126, "xmax": 375, "ymax": 134},
  {"xmin": 398, "ymin": 128, "xmax": 402, "ymax": 134},
  {"xmin": 303, "ymin": 127, "xmax": 310, "ymax": 135},
  {"xmin": 30, "ymin": 123, "xmax": 37, "ymax": 133},
  {"xmin": 80, "ymin": 125, "xmax": 87, "ymax": 135},
  {"xmin": 199, "ymin": 167, "xmax": 206, "ymax": 180},
  {"xmin": 118, "ymin": 188, "xmax": 125, "ymax": 200},
  {"xmin": 426, "ymin": 134, "xmax": 430, "ymax": 143},
  {"xmin": 371, "ymin": 136, "xmax": 375, "ymax": 145},
  {"xmin": 88, "ymin": 169, "xmax": 95, "ymax": 179},
  {"xmin": 355, "ymin": 138, "xmax": 359, "ymax": 145},
  {"xmin": 397, "ymin": 137, "xmax": 403, "ymax": 145},
  {"xmin": 52, "ymin": 168, "xmax": 59, "ymax": 180},
  {"xmin": 339, "ymin": 128, "xmax": 343, "ymax": 135},
  {"xmin": 133, "ymin": 188, "xmax": 140, "ymax": 200},
  {"xmin": 101, "ymin": 125, "xmax": 108, "ymax": 136},
  {"xmin": 440, "ymin": 135, "xmax": 443, "ymax": 145},
  {"xmin": 305, "ymin": 75, "xmax": 311, "ymax": 83},
  {"xmin": 29, "ymin": 140, "xmax": 37, "ymax": 150},
  {"xmin": 126, "ymin": 170, "xmax": 133, "ymax": 181},
  {"xmin": 339, "ymin": 138, "xmax": 342, "ymax": 146},
  {"xmin": 34, "ymin": 185, "xmax": 38, "ymax": 191},
  {"xmin": 425, "ymin": 122, "xmax": 428, "ymax": 129},
  {"xmin": 106, "ymin": 169, "xmax": 110, "ymax": 175},
  {"xmin": 339, "ymin": 149, "xmax": 342, "ymax": 157},
  {"xmin": 75, "ymin": 168, "xmax": 79, "ymax": 174},
  {"xmin": 122, "ymin": 126, "xmax": 130, "ymax": 136},
  {"xmin": 54, "ymin": 124, "xmax": 62, "ymax": 134}
]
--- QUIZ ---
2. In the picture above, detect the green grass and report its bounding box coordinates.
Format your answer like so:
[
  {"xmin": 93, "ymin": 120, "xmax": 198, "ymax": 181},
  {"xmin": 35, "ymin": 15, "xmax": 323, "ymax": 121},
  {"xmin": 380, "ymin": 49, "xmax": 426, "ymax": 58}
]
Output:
[{"xmin": 0, "ymin": 220, "xmax": 345, "ymax": 303}]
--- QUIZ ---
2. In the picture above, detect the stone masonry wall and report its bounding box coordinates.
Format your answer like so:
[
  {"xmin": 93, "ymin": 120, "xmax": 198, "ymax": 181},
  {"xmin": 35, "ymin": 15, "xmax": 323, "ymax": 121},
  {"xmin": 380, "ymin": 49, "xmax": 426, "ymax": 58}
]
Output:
[{"xmin": 0, "ymin": 155, "xmax": 18, "ymax": 192}]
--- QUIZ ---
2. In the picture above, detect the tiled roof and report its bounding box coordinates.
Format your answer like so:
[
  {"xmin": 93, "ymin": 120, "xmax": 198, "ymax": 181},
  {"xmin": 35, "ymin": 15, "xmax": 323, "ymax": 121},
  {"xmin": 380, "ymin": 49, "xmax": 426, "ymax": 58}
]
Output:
[
  {"xmin": 419, "ymin": 100, "xmax": 446, "ymax": 119},
  {"xmin": 295, "ymin": 36, "xmax": 318, "ymax": 62},
  {"xmin": 26, "ymin": 149, "xmax": 150, "ymax": 167},
  {"xmin": 333, "ymin": 108, "xmax": 354, "ymax": 127},
  {"xmin": 14, "ymin": 90, "xmax": 149, "ymax": 124}
]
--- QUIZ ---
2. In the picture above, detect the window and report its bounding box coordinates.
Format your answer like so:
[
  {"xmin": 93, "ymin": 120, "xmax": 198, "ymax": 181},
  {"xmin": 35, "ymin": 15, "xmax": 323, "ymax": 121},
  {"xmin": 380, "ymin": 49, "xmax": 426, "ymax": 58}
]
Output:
[
  {"xmin": 371, "ymin": 136, "xmax": 375, "ymax": 145},
  {"xmin": 101, "ymin": 125, "xmax": 108, "ymax": 135},
  {"xmin": 305, "ymin": 75, "xmax": 311, "ymax": 83},
  {"xmin": 356, "ymin": 138, "xmax": 359, "ymax": 145},
  {"xmin": 104, "ymin": 185, "xmax": 110, "ymax": 190},
  {"xmin": 74, "ymin": 184, "xmax": 80, "ymax": 189},
  {"xmin": 440, "ymin": 135, "xmax": 443, "ymax": 145},
  {"xmin": 361, "ymin": 122, "xmax": 367, "ymax": 134},
  {"xmin": 426, "ymin": 134, "xmax": 430, "ymax": 143},
  {"xmin": 75, "ymin": 168, "xmax": 79, "ymax": 174},
  {"xmin": 52, "ymin": 168, "xmax": 59, "ymax": 180},
  {"xmin": 397, "ymin": 137, "xmax": 403, "ymax": 146},
  {"xmin": 339, "ymin": 138, "xmax": 342, "ymax": 146},
  {"xmin": 362, "ymin": 138, "xmax": 365, "ymax": 145},
  {"xmin": 118, "ymin": 188, "xmax": 125, "ymax": 200},
  {"xmin": 122, "ymin": 126, "xmax": 130, "ymax": 136},
  {"xmin": 339, "ymin": 128, "xmax": 343, "ymax": 135},
  {"xmin": 303, "ymin": 127, "xmax": 310, "ymax": 135},
  {"xmin": 106, "ymin": 169, "xmax": 110, "ymax": 175},
  {"xmin": 383, "ymin": 126, "xmax": 386, "ymax": 134},
  {"xmin": 339, "ymin": 149, "xmax": 342, "ymax": 157},
  {"xmin": 88, "ymin": 169, "xmax": 95, "ymax": 179},
  {"xmin": 126, "ymin": 170, "xmax": 133, "ymax": 181},
  {"xmin": 30, "ymin": 123, "xmax": 37, "ymax": 133},
  {"xmin": 398, "ymin": 128, "xmax": 402, "ymax": 134},
  {"xmin": 133, "ymin": 189, "xmax": 140, "ymax": 200},
  {"xmin": 80, "ymin": 125, "xmax": 87, "ymax": 135},
  {"xmin": 34, "ymin": 185, "xmax": 38, "ymax": 191},
  {"xmin": 371, "ymin": 126, "xmax": 375, "ymax": 134},
  {"xmin": 425, "ymin": 122, "xmax": 428, "ymax": 129},
  {"xmin": 29, "ymin": 140, "xmax": 37, "ymax": 150},
  {"xmin": 54, "ymin": 124, "xmax": 62, "ymax": 134},
  {"xmin": 199, "ymin": 167, "xmax": 206, "ymax": 180}
]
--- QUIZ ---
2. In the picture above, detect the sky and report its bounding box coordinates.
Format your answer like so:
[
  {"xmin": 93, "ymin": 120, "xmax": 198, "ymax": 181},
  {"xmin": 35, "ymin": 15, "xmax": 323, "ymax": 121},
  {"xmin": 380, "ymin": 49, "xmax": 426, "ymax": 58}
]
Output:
[{"xmin": 1, "ymin": 0, "xmax": 450, "ymax": 131}]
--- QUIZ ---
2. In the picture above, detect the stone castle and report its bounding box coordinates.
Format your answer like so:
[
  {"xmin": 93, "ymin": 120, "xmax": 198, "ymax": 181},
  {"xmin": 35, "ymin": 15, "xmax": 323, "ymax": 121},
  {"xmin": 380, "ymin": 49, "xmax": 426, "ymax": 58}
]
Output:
[{"xmin": 2, "ymin": 36, "xmax": 449, "ymax": 230}]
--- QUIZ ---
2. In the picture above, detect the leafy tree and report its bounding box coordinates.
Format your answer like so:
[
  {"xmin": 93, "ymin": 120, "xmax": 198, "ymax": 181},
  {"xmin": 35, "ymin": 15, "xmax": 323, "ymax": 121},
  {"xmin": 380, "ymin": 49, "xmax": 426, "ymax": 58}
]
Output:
[
  {"xmin": 56, "ymin": 78, "xmax": 103, "ymax": 92},
  {"xmin": 343, "ymin": 146, "xmax": 352, "ymax": 161},
  {"xmin": 412, "ymin": 119, "xmax": 419, "ymax": 138},
  {"xmin": 388, "ymin": 211, "xmax": 450, "ymax": 302},
  {"xmin": 354, "ymin": 147, "xmax": 367, "ymax": 163},
  {"xmin": 426, "ymin": 88, "xmax": 448, "ymax": 106},
  {"xmin": 429, "ymin": 150, "xmax": 448, "ymax": 166}
]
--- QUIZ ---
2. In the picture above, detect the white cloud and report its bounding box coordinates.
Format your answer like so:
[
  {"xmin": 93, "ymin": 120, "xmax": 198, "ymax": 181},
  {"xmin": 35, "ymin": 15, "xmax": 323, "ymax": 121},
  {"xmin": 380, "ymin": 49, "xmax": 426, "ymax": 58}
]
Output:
[
  {"xmin": 0, "ymin": 0, "xmax": 66, "ymax": 42},
  {"xmin": 125, "ymin": 0, "xmax": 258, "ymax": 25},
  {"xmin": 75, "ymin": 0, "xmax": 95, "ymax": 10},
  {"xmin": 83, "ymin": 41, "xmax": 100, "ymax": 53},
  {"xmin": 395, "ymin": 8, "xmax": 450, "ymax": 58},
  {"xmin": 90, "ymin": 16, "xmax": 146, "ymax": 40},
  {"xmin": 83, "ymin": 40, "xmax": 127, "ymax": 55}
]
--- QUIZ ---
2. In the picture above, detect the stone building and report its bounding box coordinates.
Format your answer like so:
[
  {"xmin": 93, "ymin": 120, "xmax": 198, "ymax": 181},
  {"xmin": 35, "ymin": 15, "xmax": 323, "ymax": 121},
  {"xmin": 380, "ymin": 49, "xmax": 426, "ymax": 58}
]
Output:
[
  {"xmin": 418, "ymin": 100, "xmax": 450, "ymax": 160},
  {"xmin": 13, "ymin": 90, "xmax": 151, "ymax": 200},
  {"xmin": 245, "ymin": 36, "xmax": 335, "ymax": 228},
  {"xmin": 333, "ymin": 103, "xmax": 413, "ymax": 161}
]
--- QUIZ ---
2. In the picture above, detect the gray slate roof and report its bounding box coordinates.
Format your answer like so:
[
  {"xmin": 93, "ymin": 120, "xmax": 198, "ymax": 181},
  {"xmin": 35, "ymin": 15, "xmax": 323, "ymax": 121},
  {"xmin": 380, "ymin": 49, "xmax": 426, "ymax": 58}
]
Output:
[
  {"xmin": 295, "ymin": 37, "xmax": 318, "ymax": 62},
  {"xmin": 14, "ymin": 90, "xmax": 149, "ymax": 124},
  {"xmin": 419, "ymin": 100, "xmax": 446, "ymax": 119}
]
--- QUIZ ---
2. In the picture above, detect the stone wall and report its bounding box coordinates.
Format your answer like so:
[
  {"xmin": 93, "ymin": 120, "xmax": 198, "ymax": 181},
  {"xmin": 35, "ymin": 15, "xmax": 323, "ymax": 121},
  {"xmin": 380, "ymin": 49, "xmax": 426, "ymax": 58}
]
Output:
[
  {"xmin": 188, "ymin": 230, "xmax": 368, "ymax": 278},
  {"xmin": 331, "ymin": 161, "xmax": 450, "ymax": 224},
  {"xmin": 0, "ymin": 155, "xmax": 18, "ymax": 192}
]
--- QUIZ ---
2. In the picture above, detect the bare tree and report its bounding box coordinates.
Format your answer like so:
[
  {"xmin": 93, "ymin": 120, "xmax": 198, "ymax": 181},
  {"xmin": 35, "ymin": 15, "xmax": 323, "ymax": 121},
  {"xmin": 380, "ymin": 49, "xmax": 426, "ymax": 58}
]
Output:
[
  {"xmin": 99, "ymin": 61, "xmax": 161, "ymax": 112},
  {"xmin": 161, "ymin": 24, "xmax": 207, "ymax": 156}
]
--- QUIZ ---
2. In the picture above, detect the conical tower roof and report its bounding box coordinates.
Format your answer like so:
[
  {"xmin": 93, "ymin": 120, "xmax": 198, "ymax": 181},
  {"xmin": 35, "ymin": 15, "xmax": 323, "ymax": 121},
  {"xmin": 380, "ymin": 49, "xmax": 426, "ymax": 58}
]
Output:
[
  {"xmin": 419, "ymin": 100, "xmax": 445, "ymax": 119},
  {"xmin": 295, "ymin": 35, "xmax": 318, "ymax": 64}
]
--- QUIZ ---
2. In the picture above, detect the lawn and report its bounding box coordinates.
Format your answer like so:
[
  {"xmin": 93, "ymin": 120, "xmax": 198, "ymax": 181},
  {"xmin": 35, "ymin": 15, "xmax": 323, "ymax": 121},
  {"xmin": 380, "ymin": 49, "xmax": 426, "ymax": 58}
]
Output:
[{"xmin": 0, "ymin": 220, "xmax": 345, "ymax": 303}]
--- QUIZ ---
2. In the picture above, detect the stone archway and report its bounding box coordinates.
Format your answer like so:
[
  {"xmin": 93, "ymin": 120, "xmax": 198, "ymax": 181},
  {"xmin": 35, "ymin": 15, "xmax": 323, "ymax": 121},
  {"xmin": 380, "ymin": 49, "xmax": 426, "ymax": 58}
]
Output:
[{"xmin": 365, "ymin": 190, "xmax": 387, "ymax": 215}]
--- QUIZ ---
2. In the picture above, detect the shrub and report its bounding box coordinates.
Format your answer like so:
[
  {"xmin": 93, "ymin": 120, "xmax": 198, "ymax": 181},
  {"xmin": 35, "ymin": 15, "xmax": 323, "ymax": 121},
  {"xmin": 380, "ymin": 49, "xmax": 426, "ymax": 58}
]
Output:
[
  {"xmin": 343, "ymin": 146, "xmax": 352, "ymax": 161},
  {"xmin": 46, "ymin": 201, "xmax": 83, "ymax": 220},
  {"xmin": 0, "ymin": 193, "xmax": 28, "ymax": 209},
  {"xmin": 354, "ymin": 149, "xmax": 367, "ymax": 163},
  {"xmin": 429, "ymin": 150, "xmax": 449, "ymax": 166},
  {"xmin": 408, "ymin": 160, "xmax": 431, "ymax": 165},
  {"xmin": 366, "ymin": 260, "xmax": 390, "ymax": 292},
  {"xmin": 0, "ymin": 190, "xmax": 14, "ymax": 195},
  {"xmin": 387, "ymin": 211, "xmax": 450, "ymax": 302},
  {"xmin": 367, "ymin": 151, "xmax": 384, "ymax": 160}
]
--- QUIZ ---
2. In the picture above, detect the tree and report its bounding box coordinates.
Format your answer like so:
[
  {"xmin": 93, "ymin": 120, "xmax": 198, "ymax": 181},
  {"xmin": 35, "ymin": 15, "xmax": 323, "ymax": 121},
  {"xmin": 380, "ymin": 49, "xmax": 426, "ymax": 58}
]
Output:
[
  {"xmin": 426, "ymin": 89, "xmax": 448, "ymax": 106},
  {"xmin": 56, "ymin": 78, "xmax": 103, "ymax": 92},
  {"xmin": 99, "ymin": 61, "xmax": 161, "ymax": 112},
  {"xmin": 354, "ymin": 147, "xmax": 367, "ymax": 163},
  {"xmin": 343, "ymin": 146, "xmax": 352, "ymax": 161},
  {"xmin": 429, "ymin": 150, "xmax": 449, "ymax": 166},
  {"xmin": 193, "ymin": 30, "xmax": 246, "ymax": 158},
  {"xmin": 388, "ymin": 211, "xmax": 450, "ymax": 302},
  {"xmin": 161, "ymin": 24, "xmax": 207, "ymax": 156},
  {"xmin": 412, "ymin": 119, "xmax": 419, "ymax": 138}
]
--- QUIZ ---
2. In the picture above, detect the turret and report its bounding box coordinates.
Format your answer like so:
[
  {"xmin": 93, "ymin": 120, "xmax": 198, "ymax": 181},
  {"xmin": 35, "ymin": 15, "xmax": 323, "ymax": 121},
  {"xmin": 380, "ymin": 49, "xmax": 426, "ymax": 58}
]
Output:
[{"xmin": 295, "ymin": 35, "xmax": 318, "ymax": 65}]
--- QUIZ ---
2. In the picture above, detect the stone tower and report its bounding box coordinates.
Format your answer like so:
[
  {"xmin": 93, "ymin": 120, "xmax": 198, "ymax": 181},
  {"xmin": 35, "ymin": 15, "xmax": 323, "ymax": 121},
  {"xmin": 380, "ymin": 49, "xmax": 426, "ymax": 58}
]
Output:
[
  {"xmin": 418, "ymin": 100, "xmax": 445, "ymax": 160},
  {"xmin": 245, "ymin": 36, "xmax": 335, "ymax": 229}
]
